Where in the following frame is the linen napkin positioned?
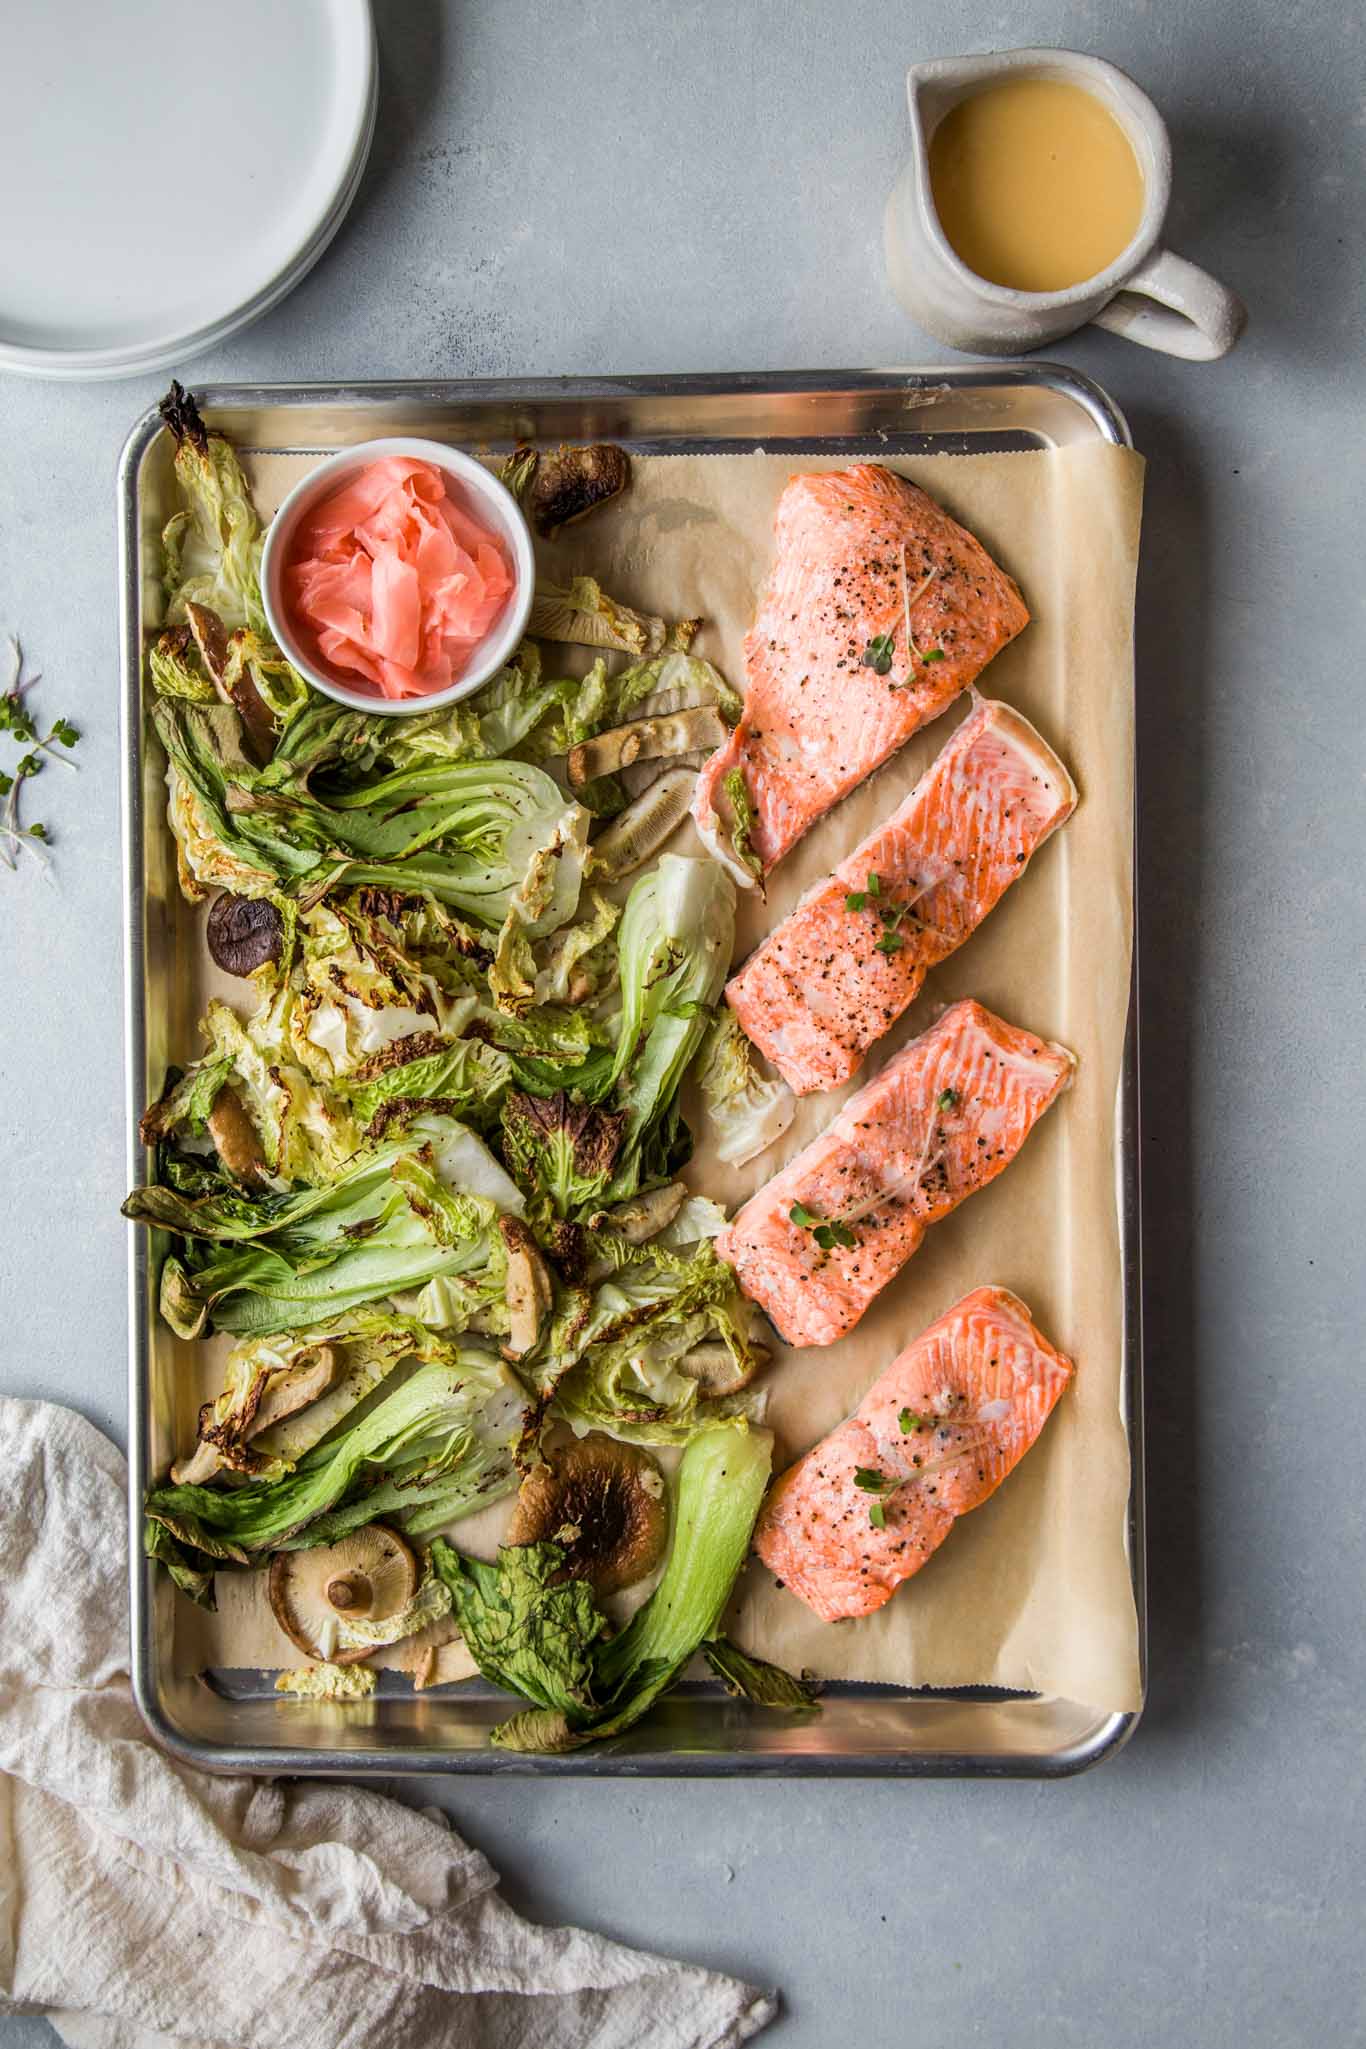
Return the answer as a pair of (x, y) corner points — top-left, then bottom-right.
(0, 1397), (776, 2049)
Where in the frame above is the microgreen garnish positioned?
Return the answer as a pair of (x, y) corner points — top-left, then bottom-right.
(789, 1202), (857, 1252)
(887, 549), (944, 687)
(853, 1467), (899, 1494)
(868, 1501), (887, 1530)
(852, 867), (926, 955)
(862, 632), (895, 675)
(898, 1408), (928, 1434)
(0, 637), (79, 871)
(937, 1089), (959, 1112)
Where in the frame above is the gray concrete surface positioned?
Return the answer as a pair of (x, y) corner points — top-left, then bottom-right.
(1, 0), (1362, 2041)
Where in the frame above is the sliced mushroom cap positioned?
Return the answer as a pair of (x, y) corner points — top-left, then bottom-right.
(207, 1085), (267, 1182)
(499, 1215), (554, 1360)
(508, 1435), (668, 1596)
(528, 443), (631, 539)
(567, 705), (727, 789)
(206, 891), (285, 976)
(254, 1344), (338, 1433)
(268, 1524), (418, 1666)
(590, 769), (696, 879)
(171, 1344), (339, 1488)
(185, 600), (231, 685)
(186, 601), (275, 763)
(676, 1340), (770, 1398)
(589, 1181), (689, 1244)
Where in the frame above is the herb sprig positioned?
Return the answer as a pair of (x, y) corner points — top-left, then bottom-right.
(844, 867), (925, 955)
(888, 547), (946, 690)
(861, 632), (896, 676)
(854, 1464), (901, 1529)
(0, 638), (79, 870)
(789, 1200), (857, 1252)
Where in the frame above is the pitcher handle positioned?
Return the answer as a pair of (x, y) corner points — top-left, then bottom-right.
(1092, 248), (1246, 361)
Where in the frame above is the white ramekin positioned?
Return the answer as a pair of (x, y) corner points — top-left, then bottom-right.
(260, 436), (535, 716)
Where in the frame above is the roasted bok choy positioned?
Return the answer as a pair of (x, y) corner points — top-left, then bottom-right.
(145, 1350), (526, 1607)
(432, 1423), (818, 1752)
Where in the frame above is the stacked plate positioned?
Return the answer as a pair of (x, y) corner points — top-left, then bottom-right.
(0, 0), (376, 381)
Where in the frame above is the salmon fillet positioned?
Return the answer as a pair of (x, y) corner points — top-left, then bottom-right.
(715, 999), (1075, 1348)
(693, 465), (1029, 881)
(726, 696), (1076, 1093)
(754, 1286), (1073, 1622)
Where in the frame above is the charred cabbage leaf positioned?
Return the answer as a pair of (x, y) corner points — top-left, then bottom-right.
(703, 1639), (822, 1711)
(429, 1540), (606, 1714)
(159, 382), (269, 639)
(153, 386), (310, 737)
(174, 1309), (464, 1486)
(722, 767), (763, 884)
(528, 576), (698, 659)
(500, 1089), (626, 1223)
(545, 1232), (765, 1445)
(265, 642), (578, 778)
(696, 1008), (796, 1167)
(139, 993), (360, 1187)
(348, 1035), (512, 1137)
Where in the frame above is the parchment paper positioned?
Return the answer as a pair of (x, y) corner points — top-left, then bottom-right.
(175, 443), (1144, 1713)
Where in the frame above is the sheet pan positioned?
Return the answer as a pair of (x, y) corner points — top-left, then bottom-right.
(122, 367), (1144, 1775)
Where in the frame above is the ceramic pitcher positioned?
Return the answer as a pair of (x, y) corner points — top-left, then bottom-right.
(885, 48), (1246, 361)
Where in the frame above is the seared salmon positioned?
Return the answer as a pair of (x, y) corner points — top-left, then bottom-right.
(726, 696), (1076, 1093)
(754, 1285), (1073, 1622)
(715, 999), (1075, 1348)
(693, 465), (1029, 881)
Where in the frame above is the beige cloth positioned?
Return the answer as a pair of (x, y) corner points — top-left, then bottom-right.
(0, 1398), (776, 2049)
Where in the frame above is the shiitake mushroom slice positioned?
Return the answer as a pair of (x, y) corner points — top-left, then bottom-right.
(207, 892), (284, 976)
(676, 1340), (770, 1398)
(507, 1435), (668, 1596)
(528, 444), (631, 539)
(185, 601), (276, 764)
(587, 1181), (689, 1244)
(207, 1086), (267, 1182)
(499, 1215), (555, 1360)
(589, 769), (696, 879)
(268, 1524), (418, 1666)
(566, 705), (727, 789)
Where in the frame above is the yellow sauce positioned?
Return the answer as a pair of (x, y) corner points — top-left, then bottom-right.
(929, 77), (1145, 293)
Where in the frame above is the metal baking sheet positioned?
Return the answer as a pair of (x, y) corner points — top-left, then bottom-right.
(121, 367), (1144, 1776)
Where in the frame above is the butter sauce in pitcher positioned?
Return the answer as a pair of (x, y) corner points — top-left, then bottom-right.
(928, 76), (1145, 293)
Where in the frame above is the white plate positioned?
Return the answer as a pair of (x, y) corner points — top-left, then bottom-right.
(0, 0), (375, 381)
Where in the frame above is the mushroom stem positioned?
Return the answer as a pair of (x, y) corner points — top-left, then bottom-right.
(326, 1573), (370, 1614)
